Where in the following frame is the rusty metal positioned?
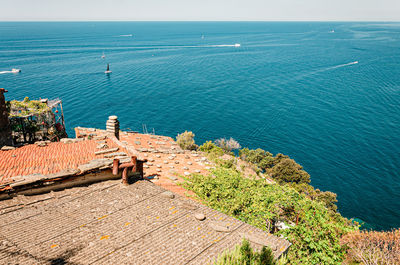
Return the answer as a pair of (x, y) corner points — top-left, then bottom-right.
(136, 159), (147, 179)
(112, 158), (120, 175)
(121, 167), (129, 185)
(119, 162), (134, 169)
(131, 156), (137, 173)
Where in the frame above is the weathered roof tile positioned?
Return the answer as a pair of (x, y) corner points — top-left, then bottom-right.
(0, 138), (122, 186)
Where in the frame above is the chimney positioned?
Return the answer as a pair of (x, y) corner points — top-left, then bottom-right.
(0, 88), (12, 147)
(106, 115), (119, 139)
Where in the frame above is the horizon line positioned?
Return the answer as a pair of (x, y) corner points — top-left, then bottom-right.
(1, 20), (400, 23)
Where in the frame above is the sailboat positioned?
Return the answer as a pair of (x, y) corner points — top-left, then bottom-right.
(101, 52), (106, 59)
(105, 64), (112, 74)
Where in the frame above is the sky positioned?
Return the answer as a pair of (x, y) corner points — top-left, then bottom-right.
(0, 0), (399, 21)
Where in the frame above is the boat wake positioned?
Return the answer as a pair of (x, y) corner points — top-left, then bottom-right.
(307, 61), (359, 75)
(281, 61), (360, 85)
(119, 34), (133, 37)
(330, 61), (359, 69)
(207, 44), (241, 47)
(0, 69), (21, 74)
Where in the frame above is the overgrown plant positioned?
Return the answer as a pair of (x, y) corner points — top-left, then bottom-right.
(269, 158), (310, 184)
(182, 165), (355, 264)
(8, 98), (49, 117)
(239, 147), (338, 212)
(199, 140), (225, 161)
(176, 130), (197, 150)
(239, 148), (276, 169)
(214, 239), (276, 265)
(341, 229), (400, 265)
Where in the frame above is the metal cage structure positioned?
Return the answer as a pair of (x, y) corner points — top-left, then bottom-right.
(8, 98), (67, 144)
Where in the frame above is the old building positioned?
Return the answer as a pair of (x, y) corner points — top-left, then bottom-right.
(0, 117), (291, 264)
(0, 88), (12, 147)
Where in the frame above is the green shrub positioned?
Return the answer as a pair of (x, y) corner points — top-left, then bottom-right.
(239, 148), (274, 169)
(220, 158), (235, 169)
(214, 239), (276, 265)
(269, 158), (310, 184)
(182, 165), (355, 265)
(176, 131), (197, 150)
(290, 183), (338, 212)
(199, 140), (217, 152)
(239, 148), (338, 212)
(198, 140), (224, 161)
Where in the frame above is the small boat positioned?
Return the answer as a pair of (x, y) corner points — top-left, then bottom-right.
(105, 64), (112, 74)
(11, 68), (21, 73)
(330, 30), (335, 33)
(234, 43), (241, 47)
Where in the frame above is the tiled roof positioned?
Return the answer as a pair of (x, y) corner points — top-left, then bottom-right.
(0, 127), (292, 263)
(75, 128), (209, 198)
(0, 138), (120, 186)
(0, 179), (291, 264)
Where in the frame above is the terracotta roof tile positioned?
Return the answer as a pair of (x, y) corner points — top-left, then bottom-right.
(0, 138), (121, 186)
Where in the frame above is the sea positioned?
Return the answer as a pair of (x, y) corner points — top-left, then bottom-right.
(0, 22), (399, 231)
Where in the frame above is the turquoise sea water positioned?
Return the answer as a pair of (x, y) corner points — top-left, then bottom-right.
(0, 22), (399, 230)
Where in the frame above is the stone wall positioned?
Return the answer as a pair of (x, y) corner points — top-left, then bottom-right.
(0, 88), (12, 147)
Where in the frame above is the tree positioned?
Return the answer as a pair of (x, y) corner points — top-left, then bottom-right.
(239, 148), (275, 170)
(270, 158), (310, 184)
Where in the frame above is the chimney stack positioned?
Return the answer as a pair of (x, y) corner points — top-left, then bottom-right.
(0, 88), (12, 147)
(106, 115), (119, 139)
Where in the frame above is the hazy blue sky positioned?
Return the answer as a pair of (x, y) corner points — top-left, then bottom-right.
(0, 0), (399, 21)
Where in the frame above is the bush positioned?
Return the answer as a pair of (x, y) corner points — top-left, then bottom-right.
(220, 158), (235, 169)
(341, 229), (400, 265)
(199, 140), (217, 152)
(215, 137), (241, 152)
(269, 158), (310, 184)
(182, 165), (355, 264)
(291, 184), (338, 212)
(214, 239), (276, 265)
(239, 148), (338, 211)
(176, 131), (197, 150)
(239, 148), (275, 169)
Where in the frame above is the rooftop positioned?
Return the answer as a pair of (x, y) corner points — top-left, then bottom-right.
(0, 121), (291, 263)
(0, 137), (120, 187)
(0, 179), (290, 264)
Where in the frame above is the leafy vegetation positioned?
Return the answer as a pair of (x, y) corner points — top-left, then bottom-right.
(8, 98), (49, 117)
(199, 141), (224, 157)
(239, 148), (276, 169)
(182, 163), (355, 264)
(341, 229), (400, 264)
(269, 158), (310, 184)
(214, 239), (276, 265)
(176, 130), (197, 150)
(239, 147), (338, 212)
